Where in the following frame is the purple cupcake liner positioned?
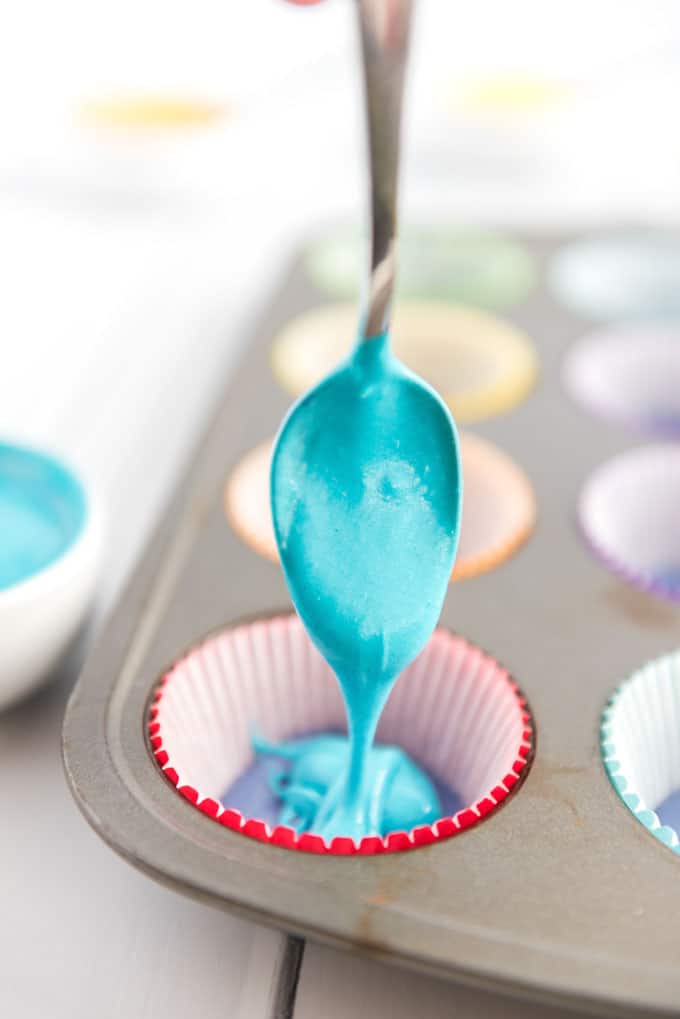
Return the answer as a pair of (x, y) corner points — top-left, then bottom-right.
(564, 325), (680, 437)
(578, 444), (680, 604)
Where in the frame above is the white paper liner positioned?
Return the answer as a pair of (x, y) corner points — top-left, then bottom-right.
(224, 433), (536, 581)
(550, 234), (680, 321)
(149, 614), (533, 855)
(564, 326), (680, 435)
(579, 444), (680, 603)
(601, 650), (680, 854)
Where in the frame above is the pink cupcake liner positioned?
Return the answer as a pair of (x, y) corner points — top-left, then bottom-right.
(579, 444), (680, 604)
(148, 613), (534, 855)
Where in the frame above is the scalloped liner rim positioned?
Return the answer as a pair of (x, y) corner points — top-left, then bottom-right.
(147, 624), (535, 856)
(600, 666), (680, 855)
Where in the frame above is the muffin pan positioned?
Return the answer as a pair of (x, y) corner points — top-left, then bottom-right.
(64, 229), (680, 1017)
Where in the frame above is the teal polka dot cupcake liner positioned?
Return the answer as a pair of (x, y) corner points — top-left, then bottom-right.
(601, 651), (680, 854)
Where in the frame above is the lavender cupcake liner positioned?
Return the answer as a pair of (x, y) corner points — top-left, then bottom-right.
(578, 444), (680, 604)
(564, 325), (680, 436)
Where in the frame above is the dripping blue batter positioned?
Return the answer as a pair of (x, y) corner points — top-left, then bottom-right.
(265, 331), (461, 842)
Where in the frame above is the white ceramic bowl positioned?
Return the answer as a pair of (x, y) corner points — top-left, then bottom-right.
(0, 442), (101, 710)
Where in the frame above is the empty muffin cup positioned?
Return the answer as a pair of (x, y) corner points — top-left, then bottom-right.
(224, 433), (536, 580)
(271, 302), (538, 423)
(579, 444), (680, 603)
(601, 650), (680, 854)
(305, 228), (536, 310)
(148, 614), (533, 855)
(564, 325), (680, 435)
(550, 234), (680, 321)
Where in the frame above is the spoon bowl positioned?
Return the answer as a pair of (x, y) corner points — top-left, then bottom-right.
(272, 333), (461, 689)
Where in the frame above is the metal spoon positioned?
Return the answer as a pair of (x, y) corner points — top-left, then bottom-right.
(271, 0), (462, 842)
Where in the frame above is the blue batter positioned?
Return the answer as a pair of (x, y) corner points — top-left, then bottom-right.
(0, 443), (86, 590)
(268, 331), (461, 842)
(252, 733), (442, 838)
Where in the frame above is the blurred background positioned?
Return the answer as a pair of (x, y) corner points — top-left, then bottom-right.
(3, 0), (680, 1015)
(3, 0), (680, 602)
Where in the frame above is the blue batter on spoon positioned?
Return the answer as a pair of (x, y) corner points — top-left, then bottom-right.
(265, 0), (461, 844)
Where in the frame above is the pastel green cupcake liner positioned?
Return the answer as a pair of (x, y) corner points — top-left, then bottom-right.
(304, 227), (537, 310)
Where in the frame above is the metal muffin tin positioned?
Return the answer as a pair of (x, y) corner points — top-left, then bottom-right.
(63, 231), (680, 1017)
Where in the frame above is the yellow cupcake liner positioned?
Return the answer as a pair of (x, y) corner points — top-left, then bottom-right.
(81, 96), (228, 131)
(225, 433), (535, 582)
(270, 302), (537, 424)
(451, 74), (571, 118)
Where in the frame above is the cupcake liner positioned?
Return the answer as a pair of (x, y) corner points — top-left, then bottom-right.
(149, 614), (533, 855)
(550, 234), (680, 321)
(564, 326), (680, 436)
(451, 75), (571, 118)
(224, 441), (278, 563)
(579, 444), (680, 604)
(304, 228), (536, 310)
(453, 433), (536, 580)
(224, 433), (536, 581)
(81, 96), (229, 131)
(270, 302), (538, 423)
(601, 650), (680, 854)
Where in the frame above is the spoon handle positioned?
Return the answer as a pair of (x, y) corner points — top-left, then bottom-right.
(358, 0), (413, 341)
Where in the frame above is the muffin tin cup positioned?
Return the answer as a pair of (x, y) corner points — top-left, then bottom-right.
(225, 433), (536, 582)
(601, 650), (680, 854)
(148, 614), (533, 856)
(563, 326), (680, 436)
(579, 444), (680, 604)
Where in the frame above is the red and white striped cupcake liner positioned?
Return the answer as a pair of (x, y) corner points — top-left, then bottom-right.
(148, 613), (533, 855)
